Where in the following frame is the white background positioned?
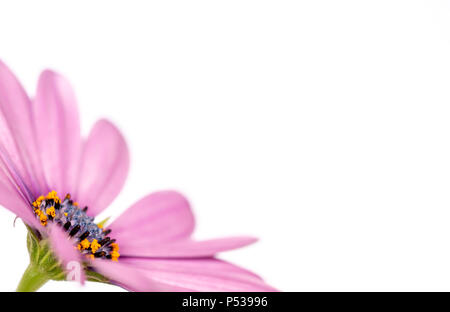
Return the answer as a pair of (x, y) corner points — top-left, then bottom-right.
(0, 0), (450, 291)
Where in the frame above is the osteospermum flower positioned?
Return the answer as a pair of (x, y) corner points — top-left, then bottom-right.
(0, 60), (275, 292)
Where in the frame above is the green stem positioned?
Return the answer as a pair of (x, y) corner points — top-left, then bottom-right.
(16, 264), (49, 292)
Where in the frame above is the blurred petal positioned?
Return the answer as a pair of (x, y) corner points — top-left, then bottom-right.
(0, 60), (47, 197)
(93, 258), (276, 292)
(109, 191), (195, 245)
(34, 70), (81, 195)
(119, 236), (258, 258)
(75, 120), (129, 217)
(47, 224), (85, 284)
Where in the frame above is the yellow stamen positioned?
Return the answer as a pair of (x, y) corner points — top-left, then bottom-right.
(110, 251), (120, 261)
(80, 239), (91, 250)
(33, 190), (120, 261)
(39, 214), (47, 226)
(32, 195), (45, 208)
(90, 239), (101, 253)
(46, 190), (60, 204)
(46, 207), (56, 218)
(110, 243), (119, 252)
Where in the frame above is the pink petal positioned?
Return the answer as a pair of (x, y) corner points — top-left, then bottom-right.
(92, 258), (277, 292)
(109, 191), (195, 245)
(125, 258), (264, 282)
(109, 191), (255, 258)
(0, 117), (33, 203)
(119, 236), (258, 258)
(34, 70), (81, 196)
(0, 66), (39, 226)
(0, 170), (39, 228)
(47, 224), (85, 284)
(90, 260), (157, 292)
(0, 60), (47, 198)
(74, 120), (129, 217)
(0, 143), (34, 203)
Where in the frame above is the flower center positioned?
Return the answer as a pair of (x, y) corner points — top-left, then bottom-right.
(32, 191), (120, 261)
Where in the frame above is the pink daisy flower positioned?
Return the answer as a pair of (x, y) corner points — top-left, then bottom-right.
(0, 60), (275, 292)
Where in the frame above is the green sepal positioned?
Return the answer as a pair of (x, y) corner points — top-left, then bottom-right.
(16, 226), (110, 291)
(25, 226), (66, 281)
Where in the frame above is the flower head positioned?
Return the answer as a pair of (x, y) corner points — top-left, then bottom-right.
(0, 60), (276, 292)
